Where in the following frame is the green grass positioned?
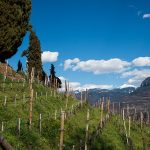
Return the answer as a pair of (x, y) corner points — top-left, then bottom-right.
(0, 80), (150, 150)
(90, 115), (150, 150)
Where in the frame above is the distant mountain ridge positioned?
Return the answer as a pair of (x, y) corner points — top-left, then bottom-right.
(75, 87), (136, 104)
(121, 77), (150, 111)
(141, 77), (150, 87)
(75, 77), (150, 111)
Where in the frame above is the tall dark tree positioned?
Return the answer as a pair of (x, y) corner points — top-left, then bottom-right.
(0, 0), (31, 62)
(50, 64), (56, 78)
(42, 70), (46, 82)
(17, 60), (23, 72)
(22, 29), (42, 80)
(49, 64), (62, 88)
(56, 77), (62, 88)
(49, 64), (56, 88)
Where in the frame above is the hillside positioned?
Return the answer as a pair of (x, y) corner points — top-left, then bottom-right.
(0, 63), (24, 81)
(0, 72), (102, 149)
(121, 77), (150, 111)
(0, 69), (150, 149)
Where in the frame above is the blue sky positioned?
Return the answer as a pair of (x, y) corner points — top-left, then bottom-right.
(8, 0), (150, 90)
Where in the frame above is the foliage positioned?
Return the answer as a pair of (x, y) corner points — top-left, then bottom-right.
(22, 29), (43, 80)
(49, 64), (62, 88)
(0, 0), (31, 62)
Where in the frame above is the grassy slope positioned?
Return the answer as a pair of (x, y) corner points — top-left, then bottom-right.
(0, 75), (78, 149)
(0, 73), (150, 150)
(91, 115), (150, 150)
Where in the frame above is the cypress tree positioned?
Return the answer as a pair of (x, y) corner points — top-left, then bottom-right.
(17, 60), (23, 72)
(49, 64), (62, 88)
(42, 70), (46, 82)
(49, 64), (55, 88)
(22, 29), (42, 80)
(0, 0), (31, 62)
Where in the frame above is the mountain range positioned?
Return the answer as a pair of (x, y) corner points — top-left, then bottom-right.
(75, 77), (150, 111)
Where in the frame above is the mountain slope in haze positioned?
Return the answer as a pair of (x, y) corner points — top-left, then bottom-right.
(122, 77), (150, 111)
(75, 77), (150, 111)
(75, 87), (136, 104)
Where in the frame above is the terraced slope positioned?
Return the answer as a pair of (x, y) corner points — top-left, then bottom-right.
(0, 73), (150, 150)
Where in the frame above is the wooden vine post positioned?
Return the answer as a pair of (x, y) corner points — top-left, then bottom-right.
(140, 112), (143, 129)
(122, 108), (128, 144)
(84, 89), (88, 102)
(127, 104), (129, 117)
(128, 116), (131, 137)
(39, 114), (42, 134)
(81, 90), (83, 107)
(112, 102), (115, 114)
(4, 96), (7, 107)
(65, 81), (69, 109)
(107, 97), (110, 114)
(67, 81), (70, 96)
(29, 68), (34, 130)
(99, 98), (101, 109)
(118, 102), (121, 114)
(4, 61), (8, 82)
(59, 111), (65, 150)
(100, 98), (104, 128)
(122, 108), (125, 121)
(85, 109), (90, 150)
(1, 122), (4, 132)
(65, 80), (67, 97)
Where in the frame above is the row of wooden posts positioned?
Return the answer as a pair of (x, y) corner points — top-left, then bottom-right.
(1, 100), (87, 150)
(1, 98), (148, 149)
(1, 65), (149, 149)
(1, 96), (149, 149)
(93, 98), (150, 146)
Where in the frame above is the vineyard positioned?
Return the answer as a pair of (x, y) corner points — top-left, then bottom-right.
(0, 70), (150, 150)
(0, 0), (150, 149)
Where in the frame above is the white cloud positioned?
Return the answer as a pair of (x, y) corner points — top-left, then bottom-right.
(64, 58), (80, 70)
(64, 58), (130, 74)
(59, 76), (66, 81)
(143, 14), (150, 19)
(58, 76), (112, 91)
(132, 57), (150, 66)
(63, 57), (150, 88)
(121, 69), (150, 86)
(80, 84), (113, 90)
(58, 76), (81, 91)
(42, 51), (59, 63)
(120, 84), (136, 89)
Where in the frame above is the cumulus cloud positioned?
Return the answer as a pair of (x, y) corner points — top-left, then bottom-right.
(64, 58), (80, 70)
(59, 76), (66, 81)
(132, 57), (150, 66)
(58, 76), (113, 91)
(42, 51), (59, 63)
(63, 57), (150, 88)
(58, 76), (81, 91)
(64, 58), (130, 74)
(143, 14), (150, 19)
(121, 69), (150, 86)
(80, 84), (113, 90)
(120, 84), (136, 89)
